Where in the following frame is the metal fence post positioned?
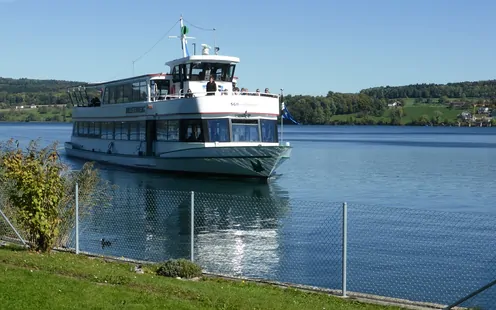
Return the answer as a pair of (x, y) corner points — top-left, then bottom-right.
(190, 191), (194, 262)
(0, 209), (27, 247)
(342, 202), (348, 297)
(444, 278), (496, 309)
(75, 182), (79, 254)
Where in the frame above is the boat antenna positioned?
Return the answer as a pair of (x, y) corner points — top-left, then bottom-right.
(168, 15), (195, 58)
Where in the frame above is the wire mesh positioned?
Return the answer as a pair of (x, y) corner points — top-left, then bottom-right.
(346, 203), (496, 309)
(192, 192), (343, 289)
(73, 187), (191, 262)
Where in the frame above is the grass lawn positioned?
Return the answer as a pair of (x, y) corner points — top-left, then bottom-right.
(0, 245), (403, 310)
(0, 108), (71, 122)
(400, 105), (464, 123)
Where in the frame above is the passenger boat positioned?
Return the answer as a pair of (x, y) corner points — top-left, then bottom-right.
(64, 16), (292, 179)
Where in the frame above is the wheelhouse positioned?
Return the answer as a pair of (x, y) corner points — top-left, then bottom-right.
(165, 54), (239, 97)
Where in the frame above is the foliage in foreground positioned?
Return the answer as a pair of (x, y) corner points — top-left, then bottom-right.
(156, 259), (203, 279)
(0, 139), (112, 252)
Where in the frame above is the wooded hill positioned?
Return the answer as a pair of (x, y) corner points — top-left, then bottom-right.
(1, 76), (495, 125)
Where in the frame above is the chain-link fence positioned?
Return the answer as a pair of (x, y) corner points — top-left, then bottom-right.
(1, 185), (496, 309)
(345, 204), (496, 309)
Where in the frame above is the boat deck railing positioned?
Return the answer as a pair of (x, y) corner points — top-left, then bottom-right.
(72, 91), (279, 108)
(157, 90), (279, 101)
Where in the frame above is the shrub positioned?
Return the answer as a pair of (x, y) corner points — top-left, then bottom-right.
(156, 259), (202, 279)
(0, 138), (112, 252)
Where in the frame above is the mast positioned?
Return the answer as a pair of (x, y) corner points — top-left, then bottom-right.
(169, 15), (195, 58)
(280, 89), (284, 143)
(179, 16), (187, 57)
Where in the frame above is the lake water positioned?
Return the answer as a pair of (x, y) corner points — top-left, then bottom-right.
(1, 123), (496, 308)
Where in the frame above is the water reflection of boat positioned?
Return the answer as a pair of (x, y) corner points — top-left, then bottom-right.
(76, 167), (290, 274)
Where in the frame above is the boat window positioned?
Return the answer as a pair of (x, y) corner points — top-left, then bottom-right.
(114, 122), (122, 140)
(260, 119), (278, 142)
(78, 122), (87, 136)
(123, 84), (133, 103)
(94, 122), (101, 137)
(103, 88), (109, 104)
(114, 122), (124, 140)
(88, 122), (95, 136)
(190, 62), (206, 81)
(139, 121), (146, 141)
(156, 121), (167, 141)
(87, 122), (100, 138)
(222, 64), (235, 82)
(116, 86), (125, 103)
(180, 119), (205, 142)
(129, 121), (145, 141)
(122, 122), (130, 140)
(108, 88), (115, 104)
(168, 120), (179, 141)
(132, 82), (141, 102)
(139, 81), (147, 101)
(154, 80), (169, 100)
(72, 122), (78, 136)
(104, 80), (148, 105)
(231, 119), (260, 142)
(207, 119), (229, 142)
(101, 122), (113, 139)
(129, 122), (138, 140)
(183, 64), (191, 80)
(172, 66), (181, 83)
(156, 120), (180, 141)
(189, 63), (236, 82)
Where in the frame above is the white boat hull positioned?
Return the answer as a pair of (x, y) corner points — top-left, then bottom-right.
(65, 143), (291, 179)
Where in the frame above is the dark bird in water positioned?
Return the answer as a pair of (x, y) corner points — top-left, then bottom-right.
(100, 238), (111, 249)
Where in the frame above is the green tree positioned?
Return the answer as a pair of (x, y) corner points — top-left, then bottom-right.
(439, 96), (449, 104)
(432, 110), (444, 125)
(390, 107), (404, 125)
(416, 114), (431, 126)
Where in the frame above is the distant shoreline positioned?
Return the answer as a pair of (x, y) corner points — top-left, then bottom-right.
(0, 121), (70, 124)
(0, 120), (493, 128)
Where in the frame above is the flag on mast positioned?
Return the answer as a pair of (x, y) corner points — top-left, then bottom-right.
(279, 92), (299, 124)
(280, 103), (299, 125)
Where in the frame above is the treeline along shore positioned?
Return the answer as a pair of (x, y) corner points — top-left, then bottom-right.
(0, 76), (495, 126)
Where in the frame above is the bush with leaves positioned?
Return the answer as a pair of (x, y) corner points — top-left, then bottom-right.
(0, 138), (113, 252)
(156, 259), (203, 279)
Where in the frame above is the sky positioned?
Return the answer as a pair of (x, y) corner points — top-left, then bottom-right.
(1, 0), (496, 95)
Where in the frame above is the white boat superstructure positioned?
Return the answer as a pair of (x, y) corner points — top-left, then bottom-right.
(64, 16), (291, 179)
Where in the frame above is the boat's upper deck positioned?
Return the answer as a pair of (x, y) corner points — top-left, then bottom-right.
(67, 15), (281, 121)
